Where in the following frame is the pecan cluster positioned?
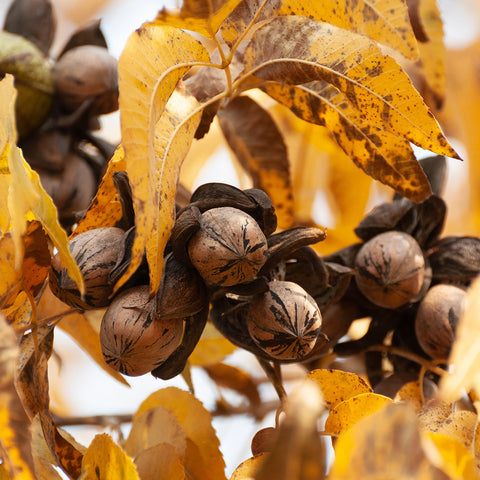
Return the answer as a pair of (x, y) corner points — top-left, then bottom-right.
(1, 0), (118, 231)
(328, 156), (476, 388)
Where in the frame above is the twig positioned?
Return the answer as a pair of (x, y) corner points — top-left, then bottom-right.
(52, 399), (281, 428)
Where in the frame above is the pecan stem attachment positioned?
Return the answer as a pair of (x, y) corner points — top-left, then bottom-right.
(256, 357), (287, 401)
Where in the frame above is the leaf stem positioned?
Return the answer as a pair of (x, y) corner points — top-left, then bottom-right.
(366, 345), (447, 378)
(256, 356), (287, 401)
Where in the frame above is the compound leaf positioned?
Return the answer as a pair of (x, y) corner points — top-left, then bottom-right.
(152, 0), (244, 39)
(241, 17), (458, 169)
(118, 26), (209, 294)
(222, 0), (418, 60)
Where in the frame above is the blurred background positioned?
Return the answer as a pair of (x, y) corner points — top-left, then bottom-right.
(2, 0), (480, 476)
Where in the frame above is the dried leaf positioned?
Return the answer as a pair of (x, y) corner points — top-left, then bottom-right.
(440, 275), (480, 401)
(134, 443), (184, 480)
(329, 402), (444, 480)
(72, 146), (126, 237)
(21, 221), (50, 298)
(0, 75), (83, 295)
(218, 95), (294, 228)
(253, 380), (326, 480)
(242, 17), (459, 166)
(306, 369), (372, 409)
(0, 234), (22, 310)
(81, 434), (139, 480)
(124, 406), (186, 460)
(263, 81), (430, 202)
(222, 0), (418, 60)
(152, 0), (244, 39)
(0, 314), (36, 480)
(135, 387), (227, 480)
(118, 25), (209, 294)
(324, 392), (392, 437)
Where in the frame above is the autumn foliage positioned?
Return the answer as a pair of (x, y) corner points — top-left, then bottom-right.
(2, 0), (480, 479)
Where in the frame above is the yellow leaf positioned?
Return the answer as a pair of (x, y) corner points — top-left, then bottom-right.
(81, 434), (139, 480)
(264, 81), (431, 202)
(324, 392), (392, 436)
(218, 95), (294, 228)
(0, 234), (22, 310)
(394, 380), (425, 412)
(306, 368), (372, 410)
(72, 145), (126, 237)
(242, 17), (459, 165)
(229, 454), (268, 480)
(152, 0), (244, 39)
(222, 0), (419, 60)
(135, 386), (227, 480)
(118, 25), (209, 294)
(417, 0), (446, 107)
(423, 432), (479, 480)
(440, 275), (480, 401)
(188, 322), (236, 367)
(422, 410), (478, 452)
(329, 402), (444, 480)
(133, 443), (184, 480)
(124, 406), (186, 459)
(0, 314), (36, 480)
(0, 75), (83, 294)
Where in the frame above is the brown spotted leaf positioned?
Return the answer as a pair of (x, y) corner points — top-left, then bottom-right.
(0, 314), (36, 480)
(263, 81), (431, 201)
(241, 17), (459, 168)
(21, 221), (50, 299)
(222, 0), (418, 60)
(218, 95), (294, 227)
(0, 75), (83, 295)
(307, 369), (372, 410)
(72, 146), (126, 237)
(329, 402), (446, 480)
(118, 25), (209, 294)
(152, 0), (243, 39)
(81, 434), (139, 480)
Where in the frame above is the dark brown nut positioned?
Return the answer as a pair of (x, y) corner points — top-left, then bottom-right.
(156, 253), (207, 319)
(414, 284), (465, 359)
(100, 285), (183, 376)
(355, 231), (425, 309)
(246, 280), (322, 361)
(187, 206), (268, 286)
(251, 427), (277, 456)
(53, 45), (118, 115)
(0, 30), (54, 137)
(37, 152), (97, 227)
(49, 226), (125, 309)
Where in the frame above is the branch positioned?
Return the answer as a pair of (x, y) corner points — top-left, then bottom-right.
(52, 400), (281, 428)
